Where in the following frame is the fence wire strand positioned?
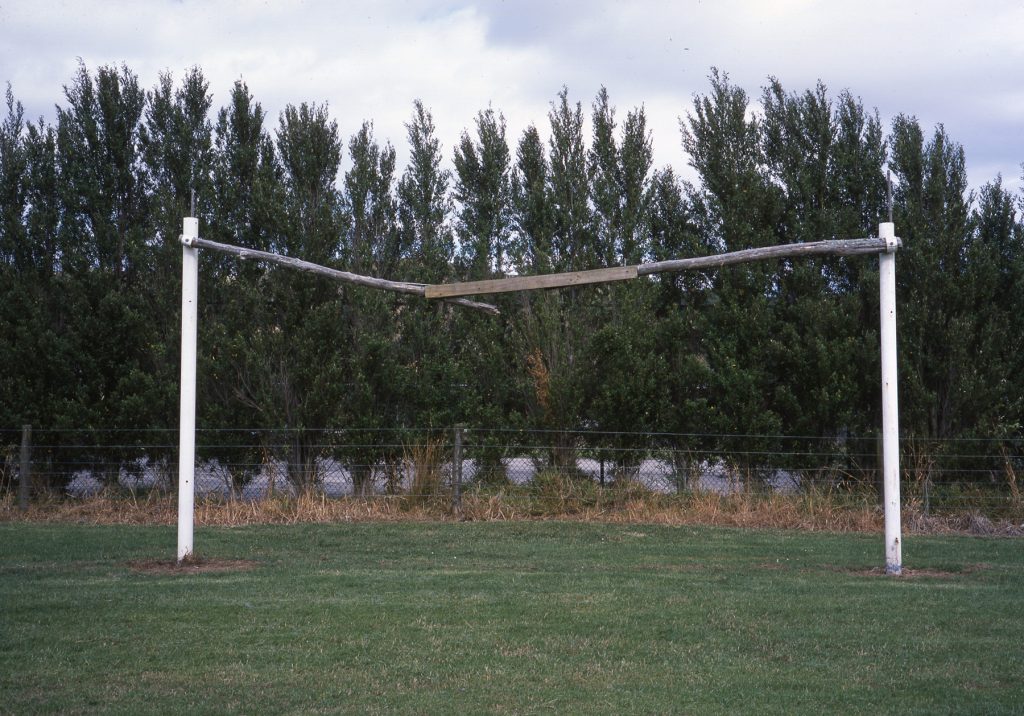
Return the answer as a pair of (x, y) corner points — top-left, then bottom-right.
(1, 427), (1021, 516)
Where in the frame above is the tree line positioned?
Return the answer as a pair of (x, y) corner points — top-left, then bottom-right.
(1, 63), (1022, 486)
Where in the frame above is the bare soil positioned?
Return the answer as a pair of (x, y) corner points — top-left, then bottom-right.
(841, 563), (989, 579)
(128, 557), (260, 575)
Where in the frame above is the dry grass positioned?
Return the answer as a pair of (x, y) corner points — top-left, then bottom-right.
(1003, 445), (1021, 512)
(403, 437), (446, 509)
(3, 486), (1020, 535)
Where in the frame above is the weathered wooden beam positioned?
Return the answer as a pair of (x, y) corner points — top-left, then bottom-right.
(185, 236), (500, 315)
(637, 238), (891, 275)
(421, 238), (893, 299)
(424, 265), (638, 299)
(188, 234), (894, 312)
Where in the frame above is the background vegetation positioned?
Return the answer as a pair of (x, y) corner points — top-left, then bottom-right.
(1, 64), (1022, 488)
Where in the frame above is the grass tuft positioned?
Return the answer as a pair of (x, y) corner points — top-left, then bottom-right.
(403, 437), (447, 510)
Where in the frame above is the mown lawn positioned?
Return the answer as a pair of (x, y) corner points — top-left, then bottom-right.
(1, 522), (1021, 714)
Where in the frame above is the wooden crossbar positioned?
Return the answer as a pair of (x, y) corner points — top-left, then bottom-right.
(423, 238), (892, 299)
(636, 238), (890, 275)
(188, 234), (893, 308)
(185, 236), (501, 314)
(424, 265), (638, 299)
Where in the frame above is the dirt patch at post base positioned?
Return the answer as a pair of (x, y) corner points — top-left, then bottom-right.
(128, 558), (260, 575)
(841, 564), (988, 579)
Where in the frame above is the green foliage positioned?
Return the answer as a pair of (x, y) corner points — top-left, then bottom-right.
(891, 118), (983, 440)
(399, 99), (453, 283)
(0, 84), (27, 269)
(1, 64), (1022, 489)
(453, 107), (512, 278)
(681, 70), (785, 453)
(344, 120), (401, 275)
(203, 79), (280, 455)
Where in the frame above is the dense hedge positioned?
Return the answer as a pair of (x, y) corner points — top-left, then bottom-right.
(1, 65), (1021, 478)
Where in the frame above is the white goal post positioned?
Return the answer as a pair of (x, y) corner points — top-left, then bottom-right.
(879, 221), (902, 574)
(176, 217), (903, 574)
(177, 216), (198, 562)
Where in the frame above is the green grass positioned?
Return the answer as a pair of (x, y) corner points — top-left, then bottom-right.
(1, 522), (1021, 714)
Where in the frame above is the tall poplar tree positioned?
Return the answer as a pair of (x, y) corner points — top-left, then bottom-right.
(511, 89), (601, 467)
(196, 81), (282, 487)
(451, 108), (522, 448)
(646, 166), (718, 473)
(509, 125), (554, 274)
(398, 100), (453, 283)
(0, 84), (26, 269)
(53, 63), (160, 436)
(962, 177), (1024, 437)
(0, 85), (32, 429)
(760, 79), (886, 443)
(581, 89), (661, 473)
(138, 68), (216, 444)
(890, 117), (973, 440)
(226, 102), (345, 489)
(453, 107), (512, 278)
(681, 70), (783, 455)
(0, 92), (64, 431)
(338, 121), (406, 493)
(396, 100), (460, 427)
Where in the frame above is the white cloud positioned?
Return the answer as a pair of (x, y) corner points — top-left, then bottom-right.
(2, 0), (1022, 190)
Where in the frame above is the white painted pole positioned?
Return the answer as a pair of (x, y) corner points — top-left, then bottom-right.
(879, 221), (902, 575)
(178, 216), (199, 563)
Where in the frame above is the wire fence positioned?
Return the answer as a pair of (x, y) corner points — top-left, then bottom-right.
(1, 427), (1022, 517)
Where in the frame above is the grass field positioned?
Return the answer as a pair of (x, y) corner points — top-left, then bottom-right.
(1, 522), (1021, 714)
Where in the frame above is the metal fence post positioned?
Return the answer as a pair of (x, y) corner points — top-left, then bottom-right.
(19, 424), (31, 511)
(452, 425), (464, 513)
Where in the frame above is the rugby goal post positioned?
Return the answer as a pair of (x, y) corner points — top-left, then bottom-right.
(177, 217), (198, 562)
(177, 217), (903, 574)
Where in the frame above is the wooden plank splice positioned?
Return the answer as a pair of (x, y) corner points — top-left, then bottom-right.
(425, 265), (638, 299)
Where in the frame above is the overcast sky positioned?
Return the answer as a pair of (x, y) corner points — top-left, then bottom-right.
(3, 0), (1023, 194)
